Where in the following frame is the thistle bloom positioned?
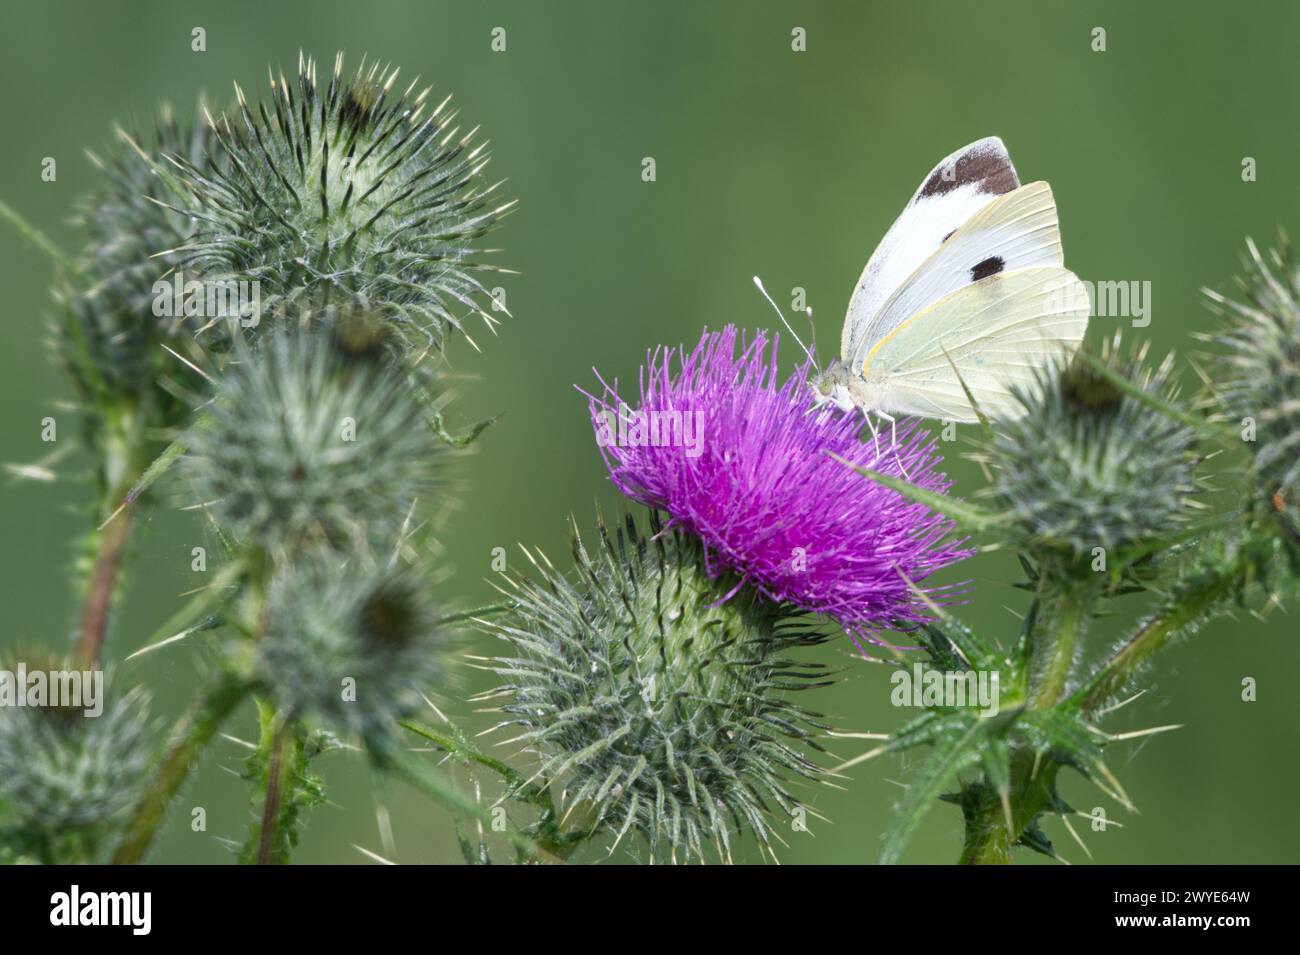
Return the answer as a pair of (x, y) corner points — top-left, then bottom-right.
(587, 326), (970, 636)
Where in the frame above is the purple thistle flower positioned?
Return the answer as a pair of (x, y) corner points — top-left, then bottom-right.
(586, 325), (972, 638)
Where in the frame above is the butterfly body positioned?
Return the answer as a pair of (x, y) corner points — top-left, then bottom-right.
(817, 137), (1090, 423)
(813, 359), (891, 415)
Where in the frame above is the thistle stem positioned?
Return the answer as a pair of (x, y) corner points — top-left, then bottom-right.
(76, 409), (147, 666)
(1026, 575), (1091, 708)
(400, 719), (596, 860)
(962, 570), (1094, 864)
(76, 509), (133, 666)
(1072, 550), (1247, 714)
(964, 545), (1250, 864)
(113, 676), (252, 863)
(256, 715), (291, 865)
(960, 754), (1060, 865)
(374, 741), (556, 863)
(961, 828), (1013, 865)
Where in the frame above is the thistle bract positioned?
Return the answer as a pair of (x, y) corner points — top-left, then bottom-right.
(162, 52), (513, 352)
(489, 511), (832, 863)
(980, 335), (1200, 563)
(259, 556), (444, 741)
(588, 326), (970, 636)
(182, 328), (446, 556)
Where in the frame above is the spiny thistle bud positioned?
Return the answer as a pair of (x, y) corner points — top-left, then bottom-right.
(181, 328), (447, 556)
(487, 511), (832, 863)
(258, 556), (444, 741)
(977, 335), (1200, 566)
(1206, 237), (1300, 540)
(52, 107), (214, 440)
(162, 52), (513, 352)
(0, 678), (153, 830)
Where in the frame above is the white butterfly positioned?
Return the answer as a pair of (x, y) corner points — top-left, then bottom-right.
(808, 136), (1090, 424)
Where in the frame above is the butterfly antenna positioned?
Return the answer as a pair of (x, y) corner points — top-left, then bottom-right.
(752, 276), (816, 366)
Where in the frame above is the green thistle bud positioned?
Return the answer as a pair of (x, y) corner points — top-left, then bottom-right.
(1207, 237), (1300, 540)
(977, 336), (1200, 567)
(0, 681), (153, 830)
(164, 52), (513, 352)
(487, 511), (831, 863)
(181, 328), (447, 556)
(52, 106), (214, 447)
(259, 556), (445, 741)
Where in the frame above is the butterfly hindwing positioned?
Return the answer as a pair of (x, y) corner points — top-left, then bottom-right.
(861, 266), (1091, 422)
(841, 137), (1021, 363)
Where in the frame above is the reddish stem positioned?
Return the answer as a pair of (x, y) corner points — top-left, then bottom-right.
(76, 511), (132, 666)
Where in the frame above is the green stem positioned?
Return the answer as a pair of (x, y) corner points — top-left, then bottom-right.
(961, 830), (1012, 865)
(76, 407), (148, 666)
(1071, 553), (1247, 714)
(962, 569), (1093, 864)
(387, 727), (582, 862)
(399, 719), (595, 859)
(1025, 574), (1091, 708)
(255, 707), (292, 865)
(377, 748), (559, 867)
(112, 676), (253, 863)
(963, 544), (1250, 864)
(960, 754), (1060, 865)
(76, 507), (133, 666)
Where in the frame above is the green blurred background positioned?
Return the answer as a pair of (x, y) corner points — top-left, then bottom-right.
(2, 0), (1298, 864)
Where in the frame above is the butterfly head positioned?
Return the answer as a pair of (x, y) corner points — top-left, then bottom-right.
(811, 361), (859, 413)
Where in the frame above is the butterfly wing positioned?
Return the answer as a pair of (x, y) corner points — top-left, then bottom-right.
(840, 136), (1021, 363)
(851, 181), (1066, 369)
(860, 266), (1091, 422)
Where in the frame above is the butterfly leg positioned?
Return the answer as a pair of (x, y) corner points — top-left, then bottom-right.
(874, 410), (912, 481)
(859, 406), (881, 456)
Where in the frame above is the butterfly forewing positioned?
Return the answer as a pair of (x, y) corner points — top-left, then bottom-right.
(841, 136), (1021, 363)
(853, 181), (1065, 370)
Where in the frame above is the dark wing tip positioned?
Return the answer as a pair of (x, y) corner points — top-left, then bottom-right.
(918, 137), (1020, 199)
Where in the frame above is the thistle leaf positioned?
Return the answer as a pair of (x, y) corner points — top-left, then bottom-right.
(830, 454), (1000, 532)
(880, 715), (983, 864)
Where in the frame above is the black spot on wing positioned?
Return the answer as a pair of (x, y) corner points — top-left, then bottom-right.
(919, 143), (1020, 199)
(970, 256), (1005, 281)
